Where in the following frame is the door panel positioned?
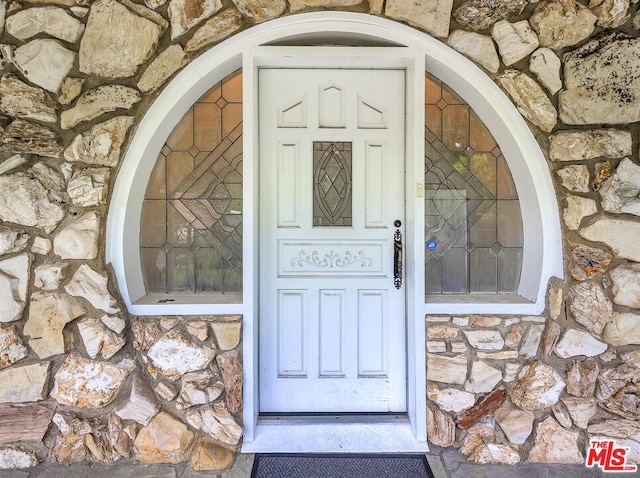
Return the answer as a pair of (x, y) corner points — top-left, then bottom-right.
(259, 69), (406, 413)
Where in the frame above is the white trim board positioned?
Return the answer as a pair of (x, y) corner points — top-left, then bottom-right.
(105, 12), (564, 452)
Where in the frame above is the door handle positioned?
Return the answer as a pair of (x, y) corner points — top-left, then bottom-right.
(394, 220), (402, 289)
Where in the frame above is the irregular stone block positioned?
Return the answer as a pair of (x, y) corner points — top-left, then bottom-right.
(561, 396), (596, 428)
(0, 74), (56, 123)
(34, 262), (68, 290)
(603, 312), (640, 346)
(232, 0), (285, 23)
(54, 211), (100, 260)
(458, 386), (506, 429)
(580, 217), (640, 262)
(427, 383), (475, 413)
(67, 167), (110, 207)
(427, 407), (455, 447)
(64, 116), (134, 167)
(385, 0), (453, 38)
(570, 243), (612, 281)
(6, 6), (84, 42)
(594, 161), (612, 191)
(611, 263), (640, 308)
(217, 349), (242, 413)
(80, 0), (165, 78)
(465, 360), (501, 393)
(530, 0), (596, 49)
(78, 317), (125, 360)
(51, 354), (129, 408)
(560, 34), (640, 125)
(459, 417), (497, 457)
(464, 330), (504, 350)
(453, 0), (527, 31)
(519, 324), (544, 359)
(427, 354), (467, 385)
(469, 443), (520, 465)
(496, 70), (556, 133)
(13, 39), (74, 93)
(24, 292), (86, 358)
(509, 361), (564, 410)
(549, 129), (632, 161)
(134, 412), (195, 464)
(494, 401), (534, 444)
(529, 48), (562, 95)
(557, 165), (589, 193)
(0, 325), (27, 369)
(504, 324), (522, 349)
(492, 20), (539, 66)
(186, 402), (242, 447)
(190, 438), (235, 471)
(563, 195), (596, 230)
(542, 321), (561, 357)
(0, 362), (50, 403)
(147, 330), (215, 380)
(555, 328), (608, 358)
(590, 0), (630, 28)
(0, 403), (55, 444)
(61, 87), (140, 130)
(31, 237), (51, 255)
(1, 120), (62, 158)
(569, 281), (612, 335)
(58, 77), (84, 106)
(566, 358), (598, 397)
(289, 0), (361, 13)
(527, 417), (583, 463)
(65, 264), (120, 314)
(137, 45), (187, 94)
(185, 9), (242, 52)
(211, 321), (241, 350)
(548, 287), (563, 321)
(115, 374), (160, 426)
(447, 30), (499, 73)
(600, 158), (640, 216)
(168, 0), (222, 39)
(0, 448), (38, 469)
(187, 321), (209, 342)
(176, 372), (223, 410)
(0, 228), (28, 256)
(588, 419), (640, 465)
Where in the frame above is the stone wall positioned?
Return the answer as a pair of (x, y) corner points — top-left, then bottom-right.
(0, 0), (638, 471)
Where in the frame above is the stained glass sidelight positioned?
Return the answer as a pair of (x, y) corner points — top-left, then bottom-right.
(140, 70), (243, 295)
(425, 73), (523, 294)
(313, 142), (353, 227)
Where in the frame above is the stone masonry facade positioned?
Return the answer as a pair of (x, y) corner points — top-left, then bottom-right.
(0, 0), (639, 472)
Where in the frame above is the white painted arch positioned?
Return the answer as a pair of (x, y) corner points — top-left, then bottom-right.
(106, 12), (563, 450)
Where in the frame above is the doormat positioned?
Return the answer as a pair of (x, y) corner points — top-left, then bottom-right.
(250, 454), (434, 478)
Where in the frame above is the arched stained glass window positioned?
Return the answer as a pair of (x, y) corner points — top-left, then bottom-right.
(140, 70), (243, 295)
(425, 73), (523, 295)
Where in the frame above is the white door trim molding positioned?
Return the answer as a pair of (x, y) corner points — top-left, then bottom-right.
(106, 11), (563, 451)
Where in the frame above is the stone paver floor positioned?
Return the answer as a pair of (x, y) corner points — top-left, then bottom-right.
(6, 449), (632, 478)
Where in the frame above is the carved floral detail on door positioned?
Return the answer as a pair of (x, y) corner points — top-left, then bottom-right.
(290, 250), (373, 268)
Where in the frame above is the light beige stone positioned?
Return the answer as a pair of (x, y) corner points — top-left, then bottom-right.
(211, 321), (241, 350)
(138, 45), (187, 94)
(54, 211), (100, 260)
(148, 330), (216, 380)
(580, 218), (640, 262)
(561, 396), (596, 428)
(496, 70), (556, 133)
(603, 312), (640, 346)
(0, 448), (38, 469)
(101, 315), (126, 334)
(369, 0), (384, 14)
(14, 39), (74, 93)
(154, 381), (178, 401)
(0, 74), (56, 123)
(495, 401), (534, 444)
(169, 0), (222, 39)
(503, 363), (521, 383)
(560, 35), (640, 125)
(31, 237), (52, 255)
(492, 20), (539, 66)
(563, 195), (596, 230)
(555, 328), (608, 358)
(529, 48), (562, 95)
(232, 0), (285, 22)
(132, 320), (162, 351)
(34, 263), (68, 290)
(530, 0), (596, 49)
(600, 158), (640, 215)
(186, 402), (242, 447)
(477, 351), (519, 360)
(0, 270), (24, 324)
(115, 374), (160, 426)
(427, 383), (475, 413)
(135, 412), (195, 464)
(459, 418), (497, 457)
(569, 281), (613, 335)
(385, 0), (453, 38)
(176, 372), (224, 409)
(217, 349), (242, 414)
(0, 362), (50, 403)
(519, 324), (544, 358)
(67, 167), (110, 207)
(289, 0), (361, 13)
(548, 287), (563, 321)
(504, 324), (523, 349)
(190, 439), (235, 471)
(1, 120), (62, 158)
(527, 417), (583, 463)
(77, 317), (125, 360)
(469, 443), (520, 465)
(453, 0), (527, 31)
(451, 342), (467, 353)
(557, 165), (589, 193)
(549, 129), (632, 161)
(566, 358), (598, 397)
(509, 361), (565, 410)
(611, 263), (640, 308)
(80, 0), (164, 78)
(588, 419), (640, 464)
(65, 264), (121, 314)
(61, 87), (140, 130)
(427, 407), (455, 447)
(552, 400), (572, 428)
(58, 77), (84, 106)
(452, 316), (469, 326)
(590, 0), (630, 28)
(24, 292), (86, 358)
(427, 354), (467, 385)
(0, 325), (27, 369)
(6, 6), (84, 42)
(185, 9), (242, 52)
(51, 354), (129, 408)
(427, 341), (446, 353)
(64, 116), (134, 167)
(427, 324), (459, 339)
(0, 229), (28, 256)
(463, 330), (504, 350)
(447, 30), (499, 73)
(465, 361), (502, 393)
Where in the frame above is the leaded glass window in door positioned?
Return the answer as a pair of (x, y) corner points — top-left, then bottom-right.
(140, 70), (243, 295)
(424, 73), (523, 294)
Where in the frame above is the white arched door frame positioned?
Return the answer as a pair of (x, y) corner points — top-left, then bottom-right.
(107, 12), (563, 451)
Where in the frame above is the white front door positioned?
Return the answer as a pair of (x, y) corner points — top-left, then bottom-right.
(259, 68), (406, 413)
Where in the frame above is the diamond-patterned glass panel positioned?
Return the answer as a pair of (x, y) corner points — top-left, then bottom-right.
(313, 142), (352, 227)
(140, 70), (243, 295)
(425, 73), (523, 294)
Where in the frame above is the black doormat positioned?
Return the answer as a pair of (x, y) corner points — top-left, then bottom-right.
(251, 454), (434, 478)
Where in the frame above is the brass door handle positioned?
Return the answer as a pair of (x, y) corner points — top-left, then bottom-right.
(394, 220), (402, 289)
